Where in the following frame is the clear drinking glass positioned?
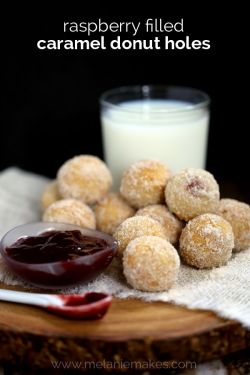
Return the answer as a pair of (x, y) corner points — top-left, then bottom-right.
(100, 85), (210, 189)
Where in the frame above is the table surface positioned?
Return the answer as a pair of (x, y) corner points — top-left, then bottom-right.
(0, 283), (249, 370)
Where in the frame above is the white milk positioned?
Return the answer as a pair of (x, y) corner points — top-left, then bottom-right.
(101, 99), (209, 189)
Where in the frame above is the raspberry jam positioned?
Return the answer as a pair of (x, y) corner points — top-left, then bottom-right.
(6, 230), (109, 264)
(0, 223), (117, 289)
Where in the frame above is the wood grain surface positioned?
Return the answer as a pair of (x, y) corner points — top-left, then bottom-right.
(0, 282), (249, 370)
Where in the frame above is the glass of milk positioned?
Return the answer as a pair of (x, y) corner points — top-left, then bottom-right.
(100, 85), (210, 189)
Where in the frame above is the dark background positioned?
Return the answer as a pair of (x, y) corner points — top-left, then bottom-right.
(3, 9), (249, 203)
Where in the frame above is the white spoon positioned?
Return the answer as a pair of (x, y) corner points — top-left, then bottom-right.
(0, 289), (112, 319)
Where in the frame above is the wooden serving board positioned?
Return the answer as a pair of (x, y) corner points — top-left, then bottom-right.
(0, 282), (249, 369)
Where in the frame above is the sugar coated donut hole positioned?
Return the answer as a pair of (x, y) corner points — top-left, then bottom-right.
(41, 180), (61, 211)
(113, 216), (167, 257)
(165, 168), (220, 221)
(179, 213), (234, 269)
(57, 155), (112, 205)
(95, 193), (135, 235)
(123, 235), (180, 292)
(43, 198), (96, 229)
(217, 198), (250, 251)
(120, 160), (171, 209)
(135, 204), (183, 244)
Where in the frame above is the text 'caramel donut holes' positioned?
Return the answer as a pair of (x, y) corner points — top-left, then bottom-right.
(123, 235), (180, 292)
(180, 214), (234, 269)
(165, 168), (220, 221)
(57, 155), (112, 206)
(120, 159), (171, 209)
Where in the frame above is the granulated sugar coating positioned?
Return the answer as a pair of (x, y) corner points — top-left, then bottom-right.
(43, 198), (96, 229)
(57, 155), (112, 205)
(120, 160), (171, 209)
(180, 213), (234, 269)
(135, 204), (183, 244)
(95, 193), (135, 235)
(165, 168), (220, 221)
(123, 235), (180, 292)
(217, 198), (250, 251)
(41, 180), (61, 211)
(113, 216), (167, 257)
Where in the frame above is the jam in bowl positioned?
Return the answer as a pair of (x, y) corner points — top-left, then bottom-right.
(0, 222), (117, 289)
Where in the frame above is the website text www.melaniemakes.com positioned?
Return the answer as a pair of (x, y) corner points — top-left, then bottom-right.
(51, 359), (197, 370)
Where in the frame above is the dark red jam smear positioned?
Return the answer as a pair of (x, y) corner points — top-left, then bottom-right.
(6, 230), (109, 264)
(186, 176), (205, 196)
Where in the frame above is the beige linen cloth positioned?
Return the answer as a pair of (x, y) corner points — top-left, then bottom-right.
(0, 167), (250, 329)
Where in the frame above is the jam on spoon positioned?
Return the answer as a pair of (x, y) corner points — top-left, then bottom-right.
(6, 230), (109, 264)
(0, 289), (112, 320)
